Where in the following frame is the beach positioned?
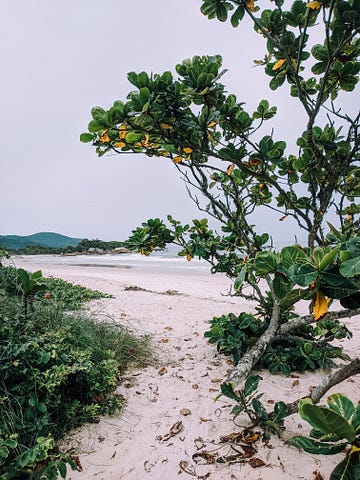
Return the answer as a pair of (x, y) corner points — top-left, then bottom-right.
(12, 254), (360, 480)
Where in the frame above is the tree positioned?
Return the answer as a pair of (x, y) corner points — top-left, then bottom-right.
(81, 0), (360, 413)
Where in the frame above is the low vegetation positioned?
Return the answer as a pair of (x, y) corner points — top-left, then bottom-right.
(0, 264), (151, 479)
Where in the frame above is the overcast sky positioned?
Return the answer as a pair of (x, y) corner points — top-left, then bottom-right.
(1, 1), (354, 242)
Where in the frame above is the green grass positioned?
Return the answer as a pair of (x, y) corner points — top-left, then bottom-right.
(0, 266), (151, 480)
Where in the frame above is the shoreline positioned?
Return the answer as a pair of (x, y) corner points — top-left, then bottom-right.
(10, 256), (360, 479)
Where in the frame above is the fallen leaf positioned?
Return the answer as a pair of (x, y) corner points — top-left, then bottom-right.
(292, 379), (300, 387)
(180, 408), (192, 416)
(111, 451), (117, 459)
(160, 338), (169, 343)
(194, 437), (205, 450)
(144, 460), (155, 472)
(157, 421), (184, 441)
(313, 470), (325, 480)
(244, 432), (260, 444)
(200, 417), (211, 422)
(192, 451), (216, 465)
(192, 384), (199, 390)
(267, 399), (275, 404)
(170, 421), (183, 435)
(179, 460), (197, 476)
(158, 367), (168, 376)
(211, 378), (222, 383)
(220, 432), (243, 443)
(198, 473), (211, 480)
(249, 457), (266, 468)
(164, 326), (173, 331)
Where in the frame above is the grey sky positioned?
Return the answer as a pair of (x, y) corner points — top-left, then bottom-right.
(1, 1), (354, 242)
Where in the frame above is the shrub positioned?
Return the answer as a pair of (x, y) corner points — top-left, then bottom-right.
(0, 266), (151, 479)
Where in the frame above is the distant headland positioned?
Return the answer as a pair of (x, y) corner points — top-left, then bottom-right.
(0, 232), (129, 255)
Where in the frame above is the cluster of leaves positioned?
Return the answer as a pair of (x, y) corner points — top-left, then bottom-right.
(220, 375), (288, 439)
(0, 266), (150, 479)
(201, 0), (360, 95)
(289, 393), (360, 480)
(205, 311), (351, 376)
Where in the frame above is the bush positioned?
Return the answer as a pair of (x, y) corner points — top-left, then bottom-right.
(0, 266), (151, 479)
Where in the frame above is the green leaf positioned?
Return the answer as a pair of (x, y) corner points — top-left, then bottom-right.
(299, 400), (356, 442)
(234, 264), (247, 290)
(319, 247), (340, 271)
(139, 87), (150, 104)
(244, 374), (261, 397)
(288, 436), (347, 455)
(320, 274), (358, 299)
(273, 401), (288, 423)
(279, 288), (309, 310)
(80, 133), (95, 143)
(351, 404), (360, 431)
(273, 272), (292, 299)
(125, 132), (144, 143)
(58, 460), (67, 479)
(340, 258), (360, 278)
(288, 263), (318, 287)
(254, 251), (278, 275)
(0, 446), (9, 459)
(231, 5), (245, 27)
(328, 394), (355, 422)
(280, 246), (308, 269)
(220, 382), (241, 402)
(330, 451), (360, 480)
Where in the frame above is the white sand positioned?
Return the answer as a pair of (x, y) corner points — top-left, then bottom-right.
(13, 256), (360, 480)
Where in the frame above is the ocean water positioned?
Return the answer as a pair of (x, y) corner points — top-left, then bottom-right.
(15, 245), (210, 272)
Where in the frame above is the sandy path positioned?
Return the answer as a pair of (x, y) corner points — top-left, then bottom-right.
(13, 257), (360, 480)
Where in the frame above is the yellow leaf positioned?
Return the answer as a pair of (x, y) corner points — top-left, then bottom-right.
(306, 1), (321, 10)
(207, 121), (217, 128)
(279, 215), (287, 222)
(118, 124), (127, 139)
(143, 133), (150, 146)
(173, 156), (182, 164)
(272, 58), (286, 71)
(99, 130), (110, 143)
(313, 291), (329, 321)
(246, 0), (256, 11)
(227, 164), (234, 176)
(159, 150), (169, 156)
(186, 253), (191, 262)
(160, 123), (174, 131)
(183, 147), (193, 154)
(114, 141), (126, 148)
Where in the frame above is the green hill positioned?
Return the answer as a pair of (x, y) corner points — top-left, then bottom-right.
(0, 232), (83, 250)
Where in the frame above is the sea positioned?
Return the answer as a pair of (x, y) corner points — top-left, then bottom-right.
(14, 240), (297, 273)
(15, 244), (210, 273)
